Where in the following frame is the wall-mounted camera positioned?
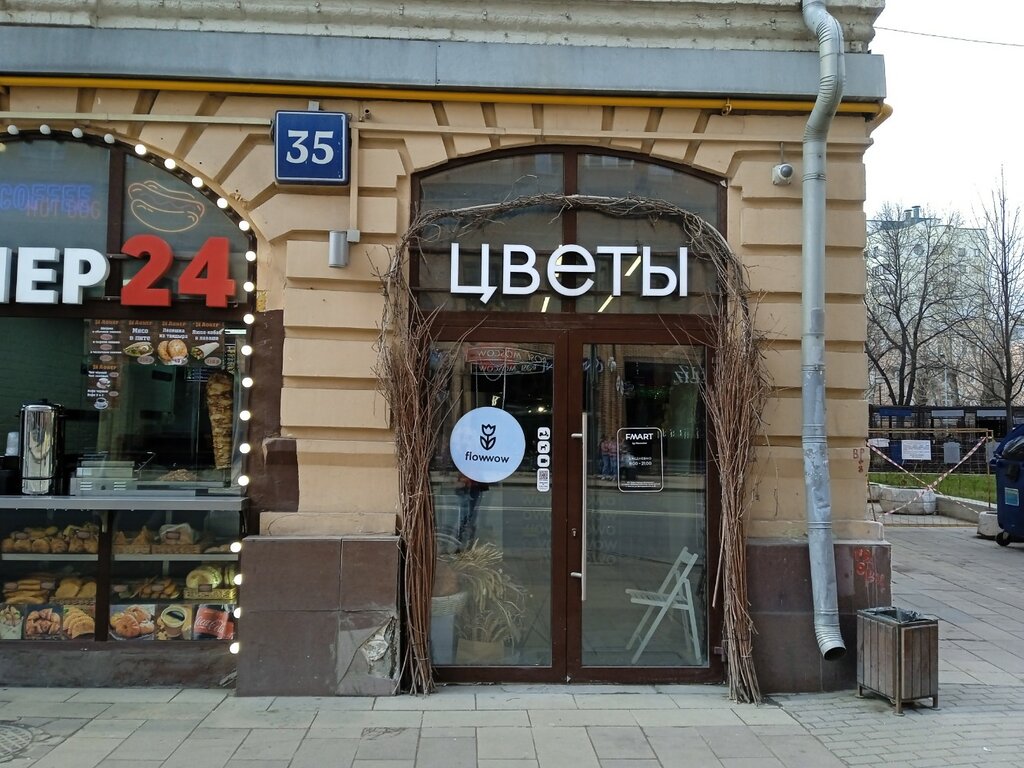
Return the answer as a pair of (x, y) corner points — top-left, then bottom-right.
(772, 163), (795, 186)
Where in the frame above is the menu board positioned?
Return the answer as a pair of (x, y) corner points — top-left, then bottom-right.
(85, 361), (120, 411)
(87, 320), (226, 408)
(116, 321), (225, 368)
(88, 320), (123, 361)
(86, 320), (125, 410)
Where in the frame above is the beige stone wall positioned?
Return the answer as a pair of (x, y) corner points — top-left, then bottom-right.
(5, 0), (883, 52)
(1, 85), (878, 540)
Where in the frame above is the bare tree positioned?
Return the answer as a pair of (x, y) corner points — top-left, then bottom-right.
(865, 204), (968, 406)
(954, 171), (1024, 433)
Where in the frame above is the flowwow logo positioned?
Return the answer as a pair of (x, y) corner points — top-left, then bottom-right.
(451, 407), (525, 483)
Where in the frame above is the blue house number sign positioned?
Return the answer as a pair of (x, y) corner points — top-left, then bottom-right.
(273, 111), (350, 185)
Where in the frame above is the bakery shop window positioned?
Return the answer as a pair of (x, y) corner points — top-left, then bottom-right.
(0, 132), (254, 495)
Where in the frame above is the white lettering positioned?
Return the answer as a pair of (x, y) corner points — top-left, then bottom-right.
(447, 242), (689, 302)
(547, 244), (595, 297)
(626, 431), (657, 440)
(597, 245), (636, 296)
(62, 248), (110, 304)
(502, 244), (540, 295)
(16, 247), (59, 304)
(678, 247), (688, 297)
(641, 247), (678, 297)
(0, 248), (11, 303)
(449, 243), (496, 304)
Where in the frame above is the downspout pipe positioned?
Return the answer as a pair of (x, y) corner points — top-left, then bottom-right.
(801, 0), (847, 660)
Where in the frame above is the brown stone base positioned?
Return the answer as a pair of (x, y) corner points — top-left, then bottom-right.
(236, 535), (401, 696)
(747, 539), (891, 693)
(0, 643), (235, 687)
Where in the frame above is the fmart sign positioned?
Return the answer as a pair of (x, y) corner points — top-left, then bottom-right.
(450, 243), (690, 304)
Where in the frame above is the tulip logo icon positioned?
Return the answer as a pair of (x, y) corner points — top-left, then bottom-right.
(480, 424), (496, 451)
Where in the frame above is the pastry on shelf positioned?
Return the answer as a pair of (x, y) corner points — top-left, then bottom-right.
(24, 607), (62, 638)
(49, 537), (68, 554)
(158, 523), (194, 545)
(63, 606), (94, 639)
(54, 578), (81, 599)
(30, 538), (50, 554)
(132, 527), (154, 545)
(185, 565), (222, 590)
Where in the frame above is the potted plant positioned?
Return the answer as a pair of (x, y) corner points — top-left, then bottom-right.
(436, 539), (527, 664)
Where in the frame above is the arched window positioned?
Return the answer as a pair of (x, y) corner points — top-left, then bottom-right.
(414, 148), (724, 314)
(0, 134), (253, 483)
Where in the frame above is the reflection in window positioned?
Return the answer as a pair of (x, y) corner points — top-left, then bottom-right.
(0, 141), (110, 250)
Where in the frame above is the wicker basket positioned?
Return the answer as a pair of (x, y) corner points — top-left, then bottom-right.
(151, 542), (203, 554)
(184, 587), (237, 602)
(113, 544), (151, 554)
(431, 591), (468, 617)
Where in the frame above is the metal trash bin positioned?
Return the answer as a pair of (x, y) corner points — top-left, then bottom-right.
(991, 424), (1024, 546)
(857, 607), (938, 715)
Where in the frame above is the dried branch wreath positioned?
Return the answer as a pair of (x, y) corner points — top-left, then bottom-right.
(375, 193), (769, 702)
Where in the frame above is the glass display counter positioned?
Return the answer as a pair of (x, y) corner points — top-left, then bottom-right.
(0, 496), (243, 643)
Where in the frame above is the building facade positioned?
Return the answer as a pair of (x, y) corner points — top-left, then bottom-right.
(0, 0), (889, 693)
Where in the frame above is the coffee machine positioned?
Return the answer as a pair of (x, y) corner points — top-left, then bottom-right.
(20, 401), (65, 495)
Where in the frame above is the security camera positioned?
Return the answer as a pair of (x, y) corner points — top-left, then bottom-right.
(772, 163), (795, 186)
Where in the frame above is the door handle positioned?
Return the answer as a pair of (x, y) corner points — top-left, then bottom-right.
(571, 413), (587, 601)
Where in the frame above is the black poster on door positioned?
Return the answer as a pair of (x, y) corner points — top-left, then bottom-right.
(617, 427), (664, 492)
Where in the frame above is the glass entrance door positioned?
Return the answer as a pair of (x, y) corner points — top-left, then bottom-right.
(566, 336), (713, 680)
(429, 332), (718, 683)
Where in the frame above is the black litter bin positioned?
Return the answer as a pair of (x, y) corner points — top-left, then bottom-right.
(857, 607), (938, 715)
(990, 424), (1024, 546)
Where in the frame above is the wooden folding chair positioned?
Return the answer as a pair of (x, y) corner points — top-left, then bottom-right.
(625, 546), (701, 664)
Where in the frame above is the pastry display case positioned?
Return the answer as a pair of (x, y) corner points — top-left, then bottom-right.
(0, 510), (102, 641)
(110, 508), (239, 642)
(0, 497), (243, 644)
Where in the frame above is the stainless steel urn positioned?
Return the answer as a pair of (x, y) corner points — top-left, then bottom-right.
(20, 401), (64, 495)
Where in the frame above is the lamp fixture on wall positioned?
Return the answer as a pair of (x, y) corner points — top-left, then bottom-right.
(328, 229), (361, 268)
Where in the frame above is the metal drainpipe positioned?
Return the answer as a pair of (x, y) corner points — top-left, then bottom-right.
(801, 0), (847, 660)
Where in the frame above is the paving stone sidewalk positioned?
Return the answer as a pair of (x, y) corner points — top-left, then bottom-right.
(0, 684), (836, 768)
(0, 527), (1020, 768)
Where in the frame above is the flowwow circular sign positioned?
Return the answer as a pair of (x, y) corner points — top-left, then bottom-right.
(450, 406), (526, 484)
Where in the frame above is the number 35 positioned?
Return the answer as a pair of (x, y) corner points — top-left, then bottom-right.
(285, 130), (335, 165)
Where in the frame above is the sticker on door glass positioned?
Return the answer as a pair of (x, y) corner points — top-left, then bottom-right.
(536, 426), (551, 492)
(450, 407), (526, 484)
(617, 427), (664, 493)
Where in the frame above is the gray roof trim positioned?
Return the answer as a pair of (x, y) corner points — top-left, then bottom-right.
(0, 26), (886, 101)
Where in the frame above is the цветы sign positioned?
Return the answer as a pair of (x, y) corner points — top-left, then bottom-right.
(450, 243), (689, 303)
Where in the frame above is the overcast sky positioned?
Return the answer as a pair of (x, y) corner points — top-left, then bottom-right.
(864, 0), (1023, 221)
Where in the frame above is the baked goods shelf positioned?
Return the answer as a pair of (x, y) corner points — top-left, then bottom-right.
(2, 554), (98, 562)
(112, 554), (238, 562)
